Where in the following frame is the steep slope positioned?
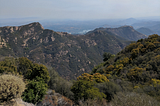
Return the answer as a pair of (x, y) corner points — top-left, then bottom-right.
(89, 26), (147, 41)
(91, 34), (160, 101)
(0, 22), (131, 79)
(92, 34), (160, 85)
(0, 22), (44, 56)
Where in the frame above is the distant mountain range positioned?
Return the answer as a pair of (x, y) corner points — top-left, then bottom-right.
(0, 22), (147, 79)
(88, 26), (147, 41)
(132, 21), (160, 35)
(136, 27), (155, 36)
(1, 17), (160, 35)
(41, 19), (160, 35)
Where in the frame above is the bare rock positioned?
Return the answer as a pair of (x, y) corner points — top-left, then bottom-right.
(0, 99), (35, 106)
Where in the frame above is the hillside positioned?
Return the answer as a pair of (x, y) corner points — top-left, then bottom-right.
(132, 21), (160, 35)
(1, 35), (160, 106)
(91, 34), (160, 101)
(136, 27), (155, 36)
(0, 22), (142, 79)
(149, 23), (160, 35)
(88, 26), (147, 41)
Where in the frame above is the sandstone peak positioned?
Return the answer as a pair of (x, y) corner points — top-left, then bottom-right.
(25, 22), (44, 30)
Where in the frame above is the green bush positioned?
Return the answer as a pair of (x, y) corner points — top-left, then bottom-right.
(95, 81), (120, 101)
(71, 80), (106, 104)
(0, 57), (18, 74)
(22, 77), (48, 104)
(103, 52), (113, 61)
(0, 57), (50, 104)
(47, 66), (74, 100)
(18, 57), (50, 83)
(0, 74), (25, 103)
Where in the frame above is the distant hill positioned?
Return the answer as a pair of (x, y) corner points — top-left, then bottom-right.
(0, 22), (146, 79)
(115, 18), (140, 25)
(87, 26), (147, 41)
(136, 27), (155, 36)
(148, 23), (160, 35)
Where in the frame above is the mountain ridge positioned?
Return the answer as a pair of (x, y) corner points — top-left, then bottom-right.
(87, 25), (147, 41)
(136, 27), (155, 35)
(0, 22), (146, 79)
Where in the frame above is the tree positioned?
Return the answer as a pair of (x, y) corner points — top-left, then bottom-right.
(0, 57), (17, 74)
(127, 67), (145, 83)
(0, 57), (50, 104)
(93, 73), (109, 83)
(77, 73), (109, 83)
(96, 81), (120, 101)
(103, 52), (113, 61)
(71, 80), (106, 103)
(72, 73), (108, 103)
(17, 57), (50, 104)
(30, 63), (50, 83)
(18, 57), (50, 83)
(131, 48), (139, 58)
(22, 77), (48, 105)
(18, 57), (33, 77)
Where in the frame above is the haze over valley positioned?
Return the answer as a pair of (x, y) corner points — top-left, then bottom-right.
(1, 17), (160, 35)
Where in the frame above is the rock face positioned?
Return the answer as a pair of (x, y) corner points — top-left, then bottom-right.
(15, 99), (35, 106)
(0, 90), (74, 106)
(37, 90), (74, 106)
(0, 22), (133, 79)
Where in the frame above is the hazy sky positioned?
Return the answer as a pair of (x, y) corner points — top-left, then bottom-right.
(0, 0), (160, 20)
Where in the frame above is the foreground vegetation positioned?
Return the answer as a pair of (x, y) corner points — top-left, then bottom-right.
(0, 57), (50, 105)
(1, 34), (160, 105)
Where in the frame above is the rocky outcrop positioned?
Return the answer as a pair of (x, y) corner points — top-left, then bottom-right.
(0, 99), (35, 106)
(0, 36), (7, 48)
(0, 90), (74, 106)
(37, 90), (74, 106)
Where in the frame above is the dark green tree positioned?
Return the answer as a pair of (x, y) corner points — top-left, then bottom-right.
(30, 63), (50, 83)
(95, 81), (120, 101)
(18, 57), (50, 83)
(0, 57), (50, 104)
(18, 57), (33, 77)
(22, 77), (48, 105)
(71, 80), (106, 104)
(103, 52), (113, 61)
(0, 57), (17, 74)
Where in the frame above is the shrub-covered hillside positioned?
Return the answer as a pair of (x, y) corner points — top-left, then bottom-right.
(0, 57), (50, 105)
(1, 34), (160, 106)
(0, 57), (75, 105)
(92, 34), (160, 101)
